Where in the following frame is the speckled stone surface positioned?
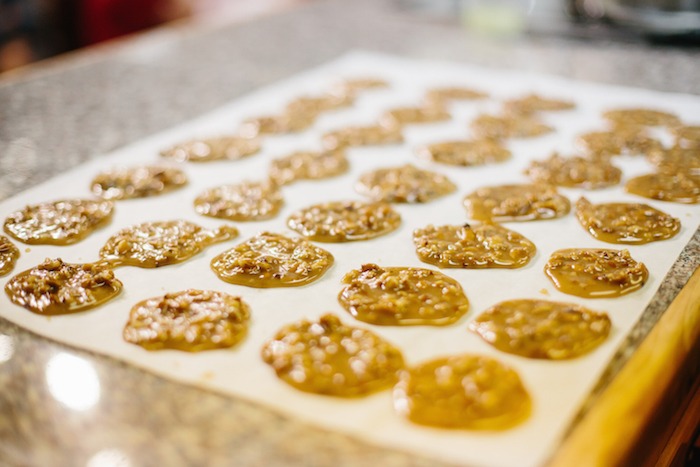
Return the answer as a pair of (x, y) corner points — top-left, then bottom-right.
(0, 0), (699, 465)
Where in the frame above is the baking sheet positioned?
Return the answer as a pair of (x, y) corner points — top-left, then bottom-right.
(1, 51), (699, 467)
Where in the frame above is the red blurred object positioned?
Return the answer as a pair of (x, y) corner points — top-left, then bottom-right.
(80, 0), (188, 45)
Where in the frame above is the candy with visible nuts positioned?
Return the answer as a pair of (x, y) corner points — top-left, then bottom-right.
(575, 197), (680, 244)
(194, 180), (284, 221)
(211, 232), (333, 288)
(464, 184), (570, 222)
(161, 136), (260, 162)
(469, 299), (611, 359)
(322, 124), (403, 150)
(338, 263), (469, 326)
(413, 223), (536, 269)
(4, 199), (114, 245)
(91, 166), (188, 200)
(417, 139), (511, 167)
(545, 248), (648, 298)
(471, 114), (553, 139)
(504, 94), (575, 115)
(287, 200), (400, 243)
(5, 258), (122, 315)
(393, 354), (531, 429)
(602, 108), (680, 128)
(647, 146), (700, 175)
(269, 150), (349, 186)
(0, 236), (20, 277)
(524, 153), (621, 189)
(356, 164), (456, 204)
(100, 220), (238, 268)
(123, 289), (250, 352)
(261, 313), (405, 397)
(625, 173), (700, 204)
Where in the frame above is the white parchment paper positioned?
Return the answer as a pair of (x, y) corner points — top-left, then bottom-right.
(1, 52), (699, 467)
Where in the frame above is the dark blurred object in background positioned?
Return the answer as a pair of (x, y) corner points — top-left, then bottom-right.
(80, 0), (191, 45)
(0, 0), (191, 73)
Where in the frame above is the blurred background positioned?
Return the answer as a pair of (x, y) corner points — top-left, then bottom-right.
(0, 0), (699, 74)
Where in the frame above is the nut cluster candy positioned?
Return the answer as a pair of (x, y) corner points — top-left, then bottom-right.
(261, 313), (405, 397)
(338, 263), (469, 326)
(469, 299), (611, 359)
(4, 199), (114, 245)
(211, 232), (334, 288)
(287, 200), (401, 242)
(413, 223), (536, 269)
(545, 248), (648, 298)
(124, 289), (250, 352)
(5, 258), (122, 315)
(393, 355), (531, 429)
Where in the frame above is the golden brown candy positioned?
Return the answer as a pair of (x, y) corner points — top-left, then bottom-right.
(417, 139), (511, 167)
(338, 263), (469, 326)
(602, 108), (681, 128)
(524, 153), (621, 189)
(269, 150), (349, 186)
(91, 166), (188, 200)
(194, 180), (284, 221)
(393, 354), (531, 429)
(0, 236), (20, 277)
(4, 199), (114, 246)
(356, 164), (456, 204)
(577, 125), (662, 159)
(381, 105), (451, 127)
(334, 78), (389, 96)
(413, 223), (536, 269)
(160, 136), (260, 162)
(100, 220), (238, 268)
(424, 86), (488, 106)
(577, 131), (623, 158)
(504, 94), (575, 115)
(464, 184), (570, 222)
(674, 125), (700, 148)
(471, 114), (553, 139)
(647, 146), (700, 175)
(469, 299), (611, 360)
(285, 93), (354, 118)
(575, 197), (680, 245)
(545, 248), (648, 299)
(625, 173), (700, 204)
(239, 113), (315, 138)
(287, 200), (400, 243)
(123, 289), (250, 352)
(5, 258), (122, 315)
(261, 313), (405, 397)
(322, 124), (403, 150)
(211, 232), (333, 288)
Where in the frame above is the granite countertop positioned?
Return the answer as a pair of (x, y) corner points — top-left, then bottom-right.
(0, 0), (699, 465)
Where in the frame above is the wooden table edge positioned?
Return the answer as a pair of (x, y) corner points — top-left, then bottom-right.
(548, 265), (700, 467)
